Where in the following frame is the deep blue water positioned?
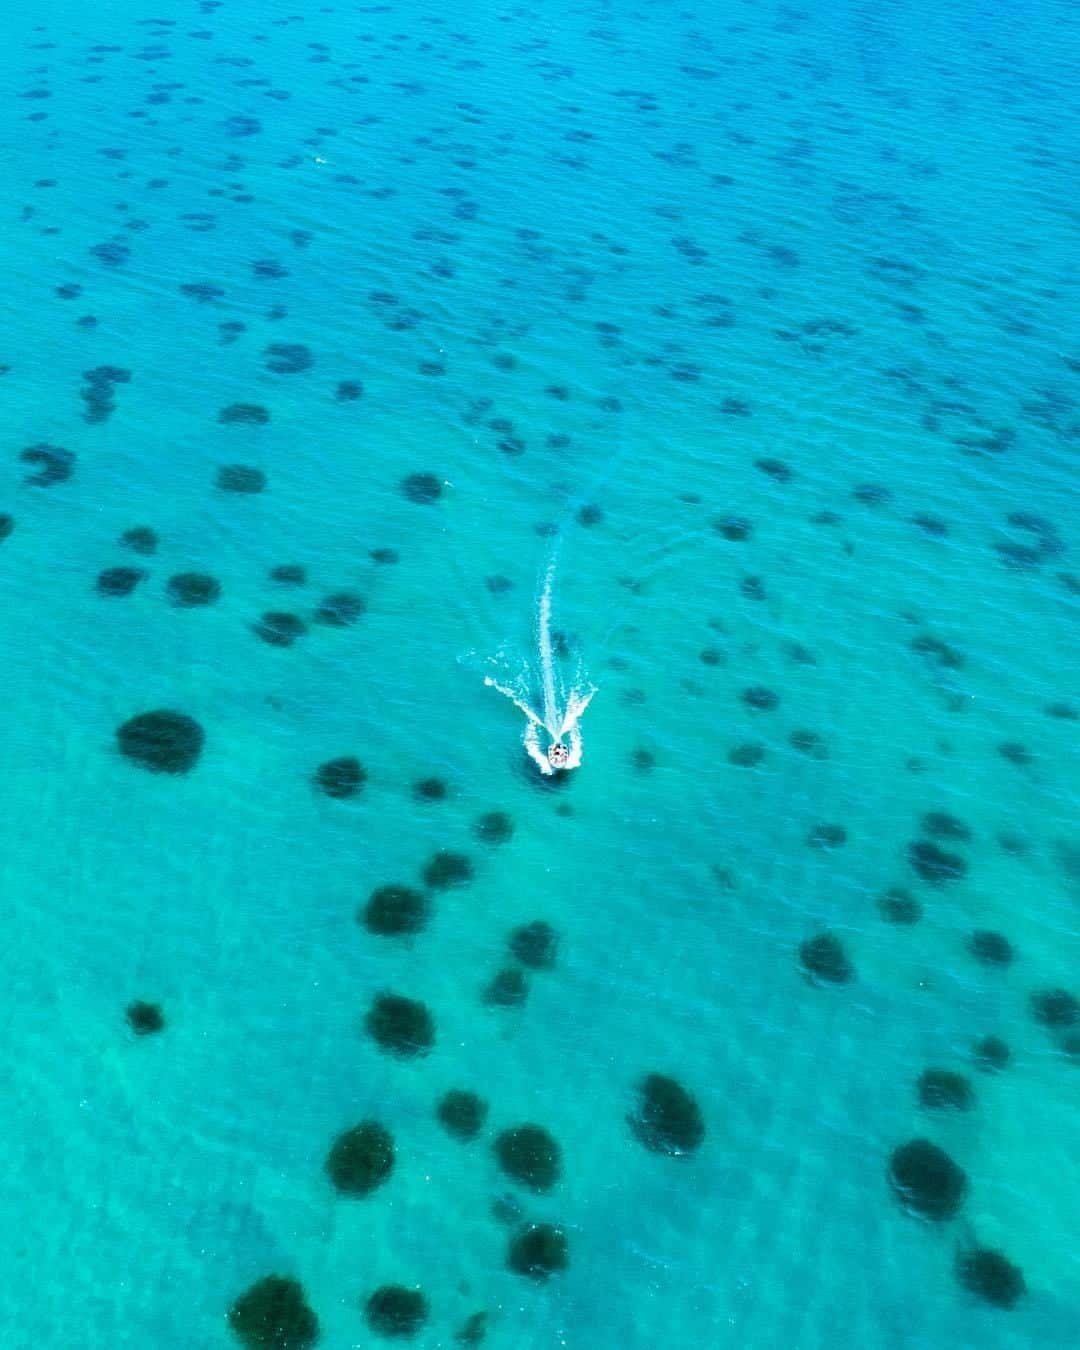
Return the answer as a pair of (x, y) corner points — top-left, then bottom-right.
(1, 1), (1078, 1346)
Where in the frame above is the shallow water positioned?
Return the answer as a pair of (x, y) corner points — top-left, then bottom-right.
(1, 0), (1078, 1345)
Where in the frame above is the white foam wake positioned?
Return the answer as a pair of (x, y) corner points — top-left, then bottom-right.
(483, 554), (596, 772)
(538, 555), (559, 736)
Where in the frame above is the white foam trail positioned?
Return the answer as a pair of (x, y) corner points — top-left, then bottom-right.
(537, 556), (559, 737)
(483, 676), (543, 727)
(557, 685), (596, 738)
(484, 553), (597, 772)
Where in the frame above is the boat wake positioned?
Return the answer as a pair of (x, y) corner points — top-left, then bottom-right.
(484, 555), (596, 774)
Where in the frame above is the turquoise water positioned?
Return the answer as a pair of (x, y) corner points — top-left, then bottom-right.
(1, 0), (1078, 1345)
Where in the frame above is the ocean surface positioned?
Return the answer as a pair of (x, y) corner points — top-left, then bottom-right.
(0, 0), (1078, 1346)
